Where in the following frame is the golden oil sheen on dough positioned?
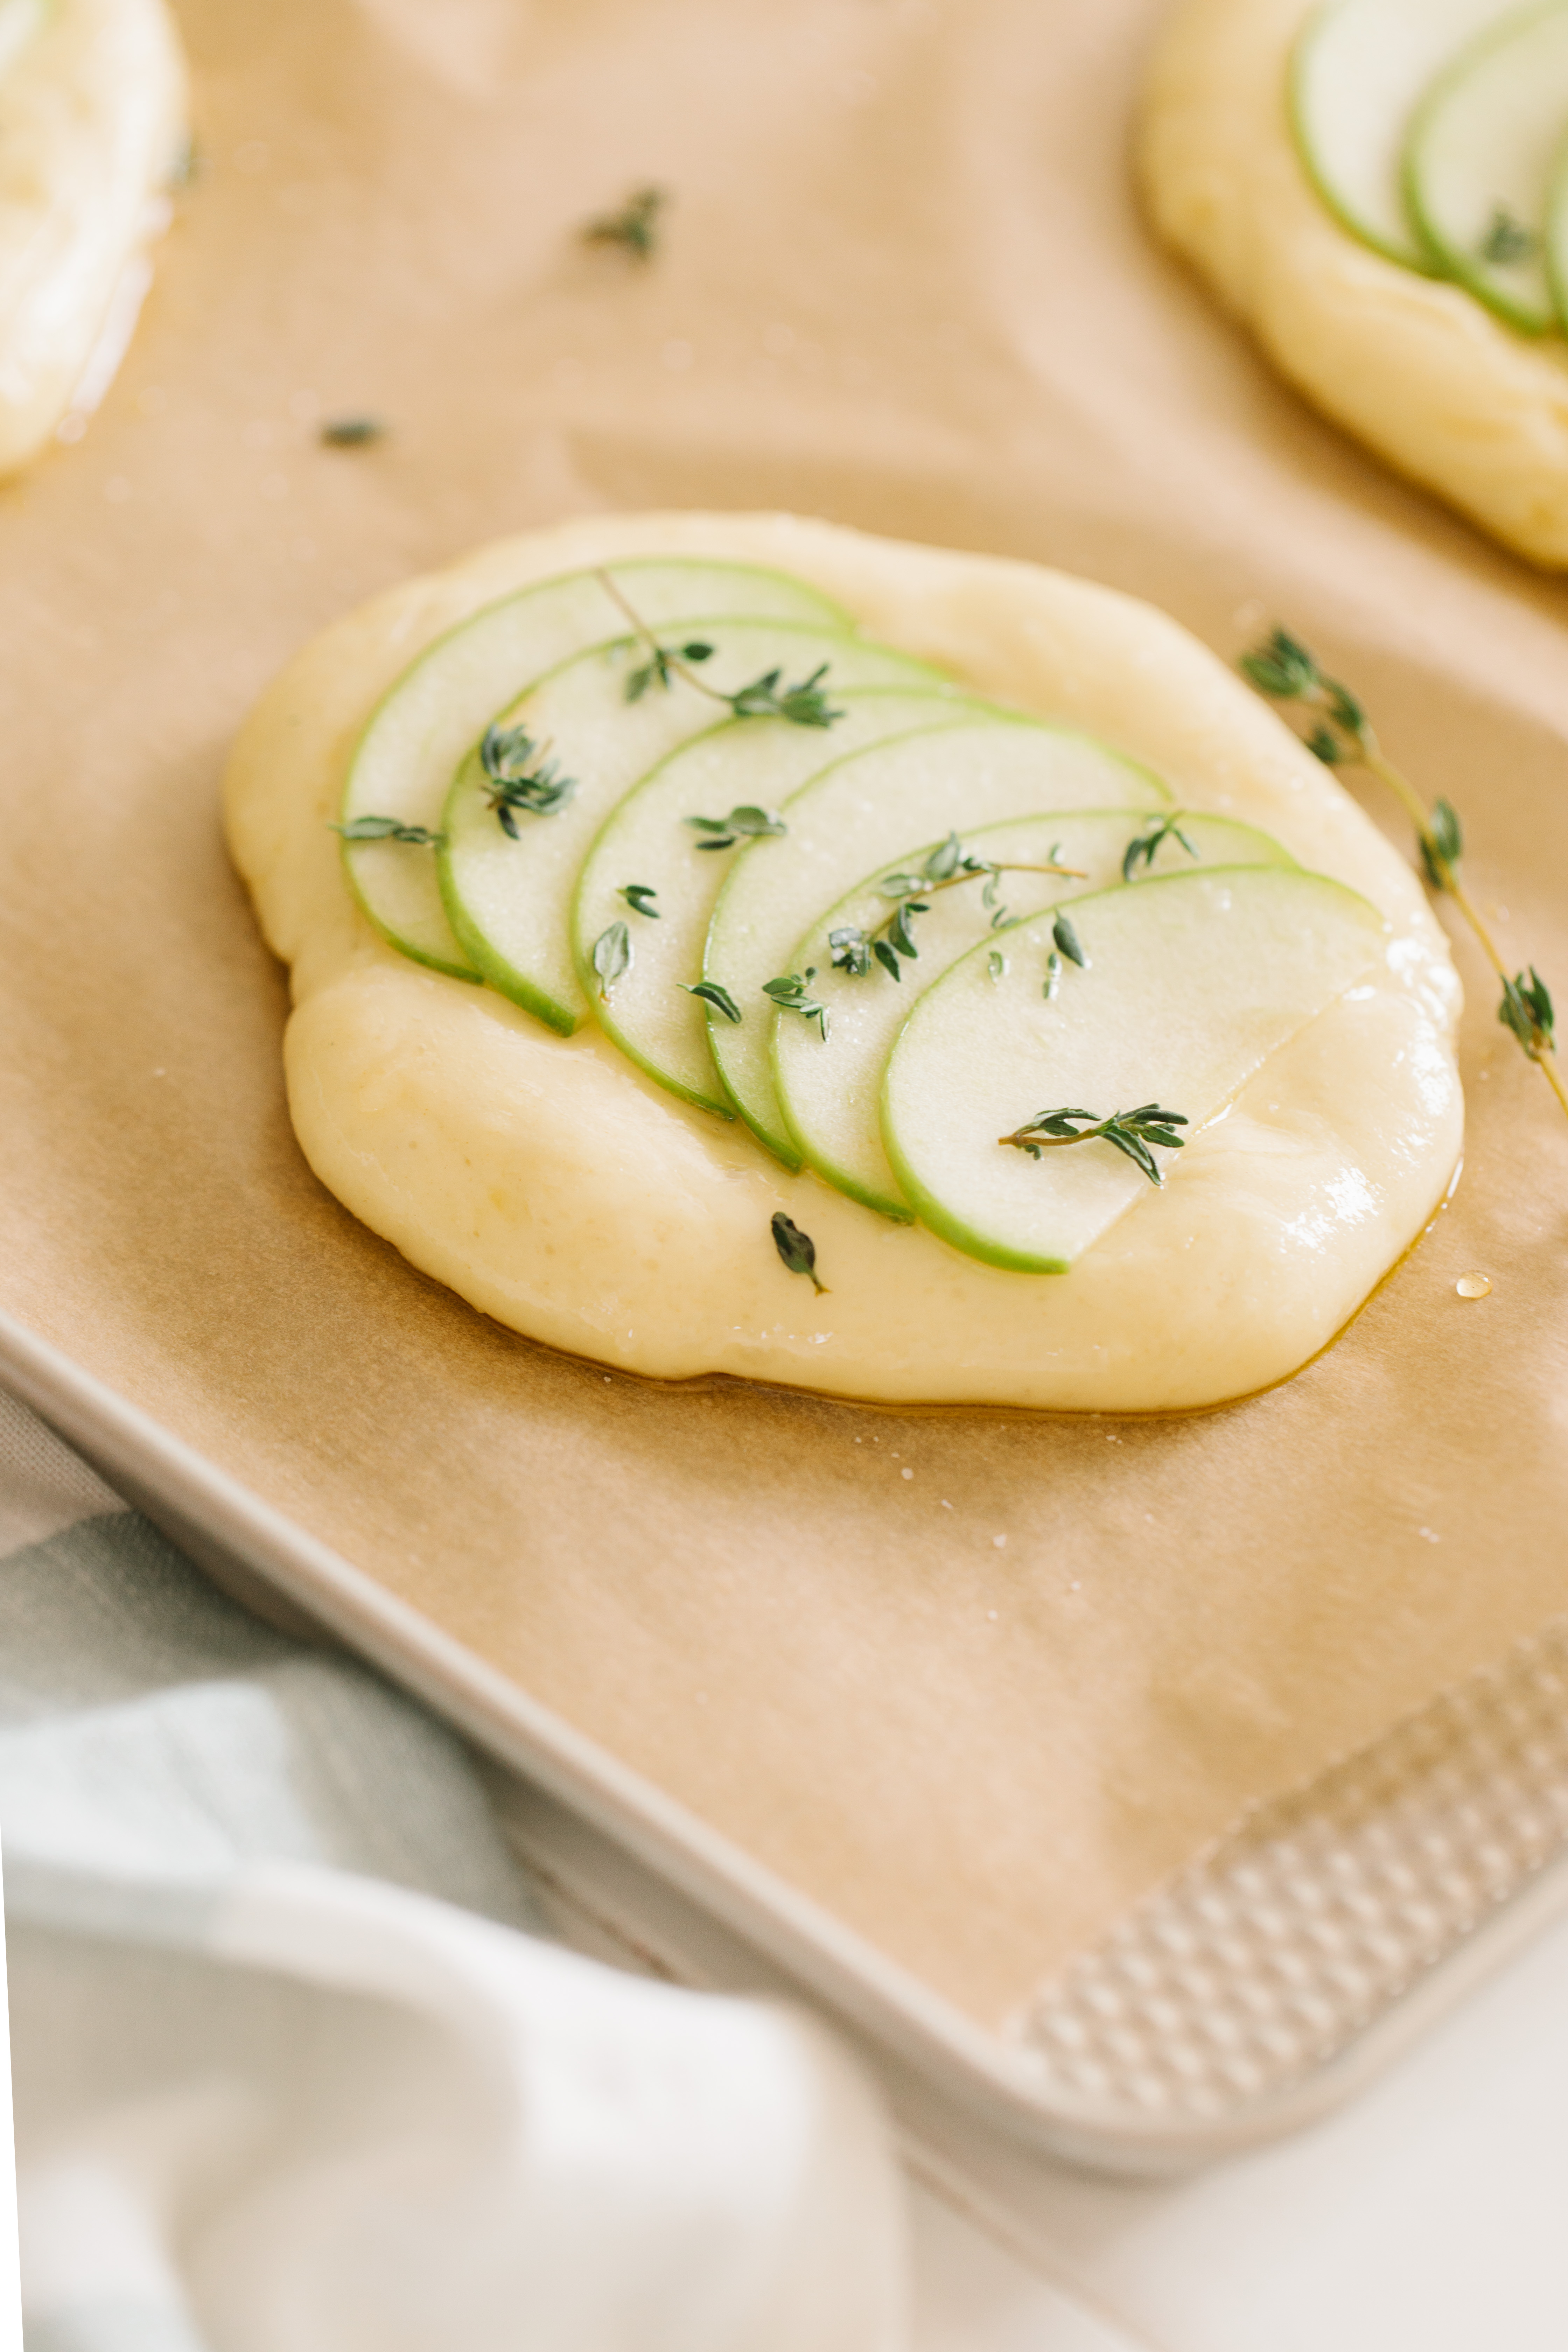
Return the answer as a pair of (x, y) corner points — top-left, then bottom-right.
(224, 510), (1463, 1412)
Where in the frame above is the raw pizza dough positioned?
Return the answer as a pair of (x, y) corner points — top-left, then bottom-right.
(224, 510), (1463, 1413)
(0, 0), (186, 474)
(1140, 0), (1568, 567)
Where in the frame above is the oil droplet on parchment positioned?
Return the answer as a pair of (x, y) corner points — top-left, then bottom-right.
(1455, 1271), (1492, 1300)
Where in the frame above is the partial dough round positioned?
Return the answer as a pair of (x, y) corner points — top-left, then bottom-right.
(0, 0), (187, 474)
(1139, 0), (1568, 567)
(224, 511), (1463, 1413)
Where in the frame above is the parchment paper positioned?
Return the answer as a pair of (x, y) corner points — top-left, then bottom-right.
(2, 0), (1567, 2028)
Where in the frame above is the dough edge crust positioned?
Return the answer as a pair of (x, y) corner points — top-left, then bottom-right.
(1138, 0), (1568, 567)
(224, 508), (1464, 1414)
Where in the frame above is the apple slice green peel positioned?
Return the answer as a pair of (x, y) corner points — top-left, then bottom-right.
(438, 619), (933, 1036)
(881, 866), (1386, 1274)
(773, 811), (1295, 1220)
(1405, 1), (1568, 333)
(703, 719), (1171, 1167)
(571, 686), (975, 1115)
(338, 558), (845, 981)
(1291, 0), (1518, 269)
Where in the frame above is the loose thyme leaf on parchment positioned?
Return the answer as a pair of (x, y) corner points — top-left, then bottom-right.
(320, 415), (386, 447)
(582, 185), (666, 260)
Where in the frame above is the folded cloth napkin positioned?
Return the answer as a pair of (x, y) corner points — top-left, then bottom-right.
(0, 1388), (908, 2352)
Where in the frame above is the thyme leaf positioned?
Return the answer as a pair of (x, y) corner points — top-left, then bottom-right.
(1051, 912), (1086, 967)
(1121, 811), (1198, 882)
(1420, 798), (1464, 894)
(1239, 621), (1568, 1125)
(320, 416), (385, 447)
(1043, 950), (1062, 1000)
(988, 949), (1007, 982)
(583, 185), (665, 260)
(771, 1209), (827, 1294)
(1480, 205), (1537, 266)
(1500, 966), (1556, 1058)
(680, 979), (743, 1024)
(331, 814), (442, 846)
(999, 1104), (1189, 1188)
(620, 883), (660, 918)
(763, 967), (830, 1041)
(592, 921), (631, 997)
(684, 803), (788, 850)
(479, 723), (576, 834)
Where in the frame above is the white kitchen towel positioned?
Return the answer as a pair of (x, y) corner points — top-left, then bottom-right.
(0, 1387), (908, 2352)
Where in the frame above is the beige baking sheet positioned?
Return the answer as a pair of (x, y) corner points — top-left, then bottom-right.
(2, 0), (1567, 2029)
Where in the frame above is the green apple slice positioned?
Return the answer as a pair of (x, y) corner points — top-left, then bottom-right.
(704, 719), (1171, 1167)
(775, 811), (1295, 1220)
(882, 866), (1386, 1275)
(339, 559), (846, 981)
(1291, 0), (1517, 269)
(1405, 2), (1568, 332)
(438, 620), (931, 1035)
(571, 686), (982, 1115)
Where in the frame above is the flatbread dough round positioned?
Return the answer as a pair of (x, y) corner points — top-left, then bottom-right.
(224, 511), (1463, 1413)
(0, 0), (186, 474)
(1139, 0), (1568, 567)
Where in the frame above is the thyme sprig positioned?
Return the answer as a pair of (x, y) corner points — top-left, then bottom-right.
(684, 804), (788, 851)
(479, 723), (576, 834)
(592, 921), (631, 997)
(331, 815), (443, 846)
(763, 967), (830, 1041)
(999, 1104), (1189, 1188)
(828, 831), (1086, 981)
(1240, 625), (1568, 1123)
(727, 665), (841, 726)
(583, 185), (665, 260)
(681, 979), (743, 1024)
(595, 571), (845, 729)
(1121, 812), (1198, 882)
(620, 883), (660, 917)
(771, 1209), (827, 1294)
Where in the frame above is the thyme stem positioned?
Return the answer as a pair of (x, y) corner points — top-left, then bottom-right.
(1354, 737), (1568, 1117)
(594, 570), (842, 726)
(1240, 627), (1568, 1126)
(595, 568), (719, 701)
